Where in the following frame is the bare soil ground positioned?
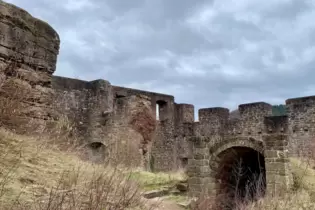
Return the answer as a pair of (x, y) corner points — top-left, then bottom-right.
(144, 197), (185, 210)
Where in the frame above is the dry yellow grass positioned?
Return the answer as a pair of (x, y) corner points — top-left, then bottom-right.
(0, 127), (189, 210)
(0, 128), (145, 209)
(290, 157), (315, 191)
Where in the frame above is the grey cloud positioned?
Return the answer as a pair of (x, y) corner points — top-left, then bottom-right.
(104, 0), (145, 13)
(5, 0), (315, 114)
(263, 0), (312, 20)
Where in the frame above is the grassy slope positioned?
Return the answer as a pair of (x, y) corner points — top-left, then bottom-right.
(0, 128), (83, 204)
(0, 128), (187, 209)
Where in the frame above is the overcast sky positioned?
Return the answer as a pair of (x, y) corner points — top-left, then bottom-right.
(5, 0), (315, 113)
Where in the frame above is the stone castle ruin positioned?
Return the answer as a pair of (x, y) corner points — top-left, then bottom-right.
(1, 1), (315, 200)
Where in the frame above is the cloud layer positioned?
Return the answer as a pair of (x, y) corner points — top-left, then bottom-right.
(6, 0), (315, 114)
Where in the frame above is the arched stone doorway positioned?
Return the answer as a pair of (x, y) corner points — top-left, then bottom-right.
(206, 138), (266, 208)
(214, 146), (266, 208)
(83, 142), (107, 164)
(188, 116), (293, 205)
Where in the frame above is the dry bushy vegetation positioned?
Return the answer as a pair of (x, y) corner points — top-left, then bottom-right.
(0, 128), (147, 210)
(0, 127), (190, 210)
(0, 60), (142, 209)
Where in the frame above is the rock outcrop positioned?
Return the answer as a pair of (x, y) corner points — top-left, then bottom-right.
(0, 1), (60, 133)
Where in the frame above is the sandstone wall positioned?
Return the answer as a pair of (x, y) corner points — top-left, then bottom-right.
(174, 104), (195, 169)
(286, 96), (315, 156)
(186, 102), (291, 198)
(113, 86), (179, 171)
(52, 76), (157, 167)
(109, 94), (156, 168)
(0, 1), (59, 133)
(52, 76), (113, 142)
(0, 1), (159, 169)
(113, 86), (175, 120)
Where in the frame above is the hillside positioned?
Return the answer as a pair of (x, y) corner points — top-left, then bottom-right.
(0, 128), (188, 210)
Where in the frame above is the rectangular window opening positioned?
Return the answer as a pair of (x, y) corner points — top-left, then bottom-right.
(156, 103), (160, 120)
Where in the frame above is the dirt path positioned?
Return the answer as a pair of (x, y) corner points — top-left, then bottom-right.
(143, 197), (185, 210)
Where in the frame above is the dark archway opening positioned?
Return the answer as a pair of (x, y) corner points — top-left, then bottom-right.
(84, 142), (107, 164)
(180, 157), (188, 170)
(215, 147), (266, 209)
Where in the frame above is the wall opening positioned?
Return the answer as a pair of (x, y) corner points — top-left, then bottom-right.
(84, 142), (107, 164)
(180, 157), (188, 170)
(156, 103), (160, 120)
(156, 100), (167, 121)
(215, 147), (266, 209)
(149, 154), (155, 172)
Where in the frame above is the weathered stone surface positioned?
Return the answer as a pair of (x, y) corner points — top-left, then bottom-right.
(2, 1), (315, 202)
(0, 1), (59, 133)
(0, 1), (59, 72)
(143, 189), (169, 199)
(188, 106), (293, 199)
(52, 76), (157, 167)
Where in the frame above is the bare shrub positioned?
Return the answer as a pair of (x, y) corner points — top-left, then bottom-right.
(0, 129), (149, 210)
(0, 61), (29, 130)
(28, 167), (142, 210)
(193, 165), (266, 210)
(44, 115), (81, 153)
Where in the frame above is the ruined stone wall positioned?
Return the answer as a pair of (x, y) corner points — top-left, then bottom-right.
(187, 102), (291, 198)
(109, 94), (156, 168)
(236, 102), (273, 137)
(174, 104), (195, 169)
(110, 87), (201, 172)
(53, 76), (157, 167)
(113, 86), (181, 171)
(0, 1), (60, 133)
(286, 96), (315, 156)
(0, 0), (161, 168)
(191, 102), (272, 152)
(197, 108), (229, 149)
(52, 76), (114, 143)
(113, 86), (174, 119)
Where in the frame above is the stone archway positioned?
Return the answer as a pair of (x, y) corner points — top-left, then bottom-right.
(188, 116), (293, 203)
(214, 147), (266, 208)
(209, 139), (266, 208)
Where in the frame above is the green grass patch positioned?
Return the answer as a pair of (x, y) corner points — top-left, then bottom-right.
(129, 170), (186, 191)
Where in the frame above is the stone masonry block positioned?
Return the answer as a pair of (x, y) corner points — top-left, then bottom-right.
(193, 148), (208, 157)
(190, 159), (209, 167)
(265, 150), (289, 159)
